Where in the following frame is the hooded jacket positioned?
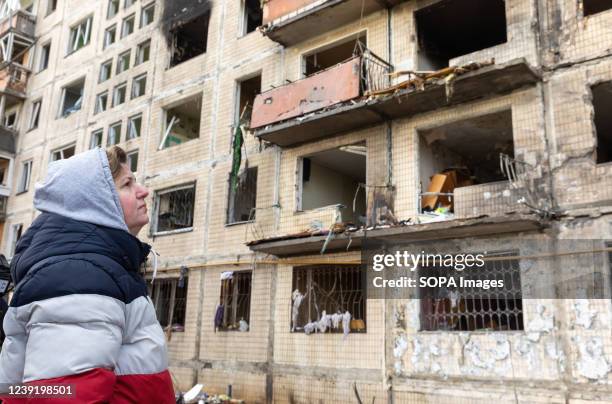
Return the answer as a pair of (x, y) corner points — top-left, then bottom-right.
(0, 148), (175, 403)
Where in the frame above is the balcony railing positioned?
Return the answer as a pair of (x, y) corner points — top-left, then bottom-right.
(251, 48), (392, 138)
(261, 0), (404, 46)
(0, 10), (36, 39)
(0, 62), (29, 97)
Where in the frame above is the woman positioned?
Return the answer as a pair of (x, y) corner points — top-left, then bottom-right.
(0, 147), (175, 403)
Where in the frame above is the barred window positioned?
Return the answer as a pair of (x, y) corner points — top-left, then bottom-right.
(419, 251), (523, 332)
(291, 265), (366, 333)
(149, 277), (188, 332)
(152, 183), (196, 234)
(218, 271), (252, 331)
(227, 167), (257, 224)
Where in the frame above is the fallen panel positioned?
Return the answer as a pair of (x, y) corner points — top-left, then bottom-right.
(254, 59), (540, 147)
(262, 0), (403, 47)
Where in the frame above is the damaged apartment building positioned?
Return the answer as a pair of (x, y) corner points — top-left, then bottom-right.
(1, 0), (612, 402)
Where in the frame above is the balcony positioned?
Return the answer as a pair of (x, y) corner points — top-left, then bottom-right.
(0, 10), (36, 39)
(251, 49), (392, 146)
(251, 58), (540, 147)
(0, 62), (30, 101)
(261, 0), (404, 46)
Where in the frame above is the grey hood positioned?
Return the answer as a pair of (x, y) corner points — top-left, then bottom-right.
(34, 147), (129, 232)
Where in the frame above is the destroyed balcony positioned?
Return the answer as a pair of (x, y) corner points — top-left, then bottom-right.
(0, 62), (29, 101)
(251, 49), (393, 146)
(0, 10), (36, 40)
(261, 0), (404, 46)
(251, 58), (540, 147)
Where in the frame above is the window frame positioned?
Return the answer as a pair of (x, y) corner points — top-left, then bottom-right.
(51, 143), (76, 162)
(107, 121), (122, 146)
(45, 0), (58, 16)
(127, 113), (142, 139)
(140, 2), (155, 27)
(149, 277), (189, 331)
(99, 59), (113, 83)
(28, 100), (42, 130)
(121, 13), (136, 38)
(67, 16), (92, 55)
(151, 182), (197, 235)
(135, 39), (151, 65)
(127, 149), (139, 172)
(94, 91), (109, 115)
(116, 50), (131, 74)
(58, 78), (85, 118)
(226, 166), (258, 225)
(9, 223), (23, 258)
(17, 160), (32, 194)
(38, 42), (51, 72)
(112, 82), (128, 107)
(107, 0), (120, 19)
(131, 74), (146, 99)
(103, 24), (117, 49)
(90, 129), (103, 149)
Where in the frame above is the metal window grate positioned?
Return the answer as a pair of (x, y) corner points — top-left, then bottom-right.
(227, 167), (257, 224)
(292, 265), (366, 333)
(219, 271), (252, 331)
(419, 251), (523, 332)
(150, 277), (188, 330)
(155, 185), (195, 232)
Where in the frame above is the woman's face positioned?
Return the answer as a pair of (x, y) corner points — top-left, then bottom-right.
(114, 163), (150, 236)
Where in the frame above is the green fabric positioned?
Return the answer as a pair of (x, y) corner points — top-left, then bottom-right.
(230, 125), (244, 191)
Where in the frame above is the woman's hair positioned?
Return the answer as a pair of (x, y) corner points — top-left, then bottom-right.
(106, 146), (127, 180)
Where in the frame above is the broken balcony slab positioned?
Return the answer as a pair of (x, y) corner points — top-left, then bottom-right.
(253, 58), (540, 147)
(0, 10), (36, 39)
(248, 214), (545, 257)
(261, 0), (404, 47)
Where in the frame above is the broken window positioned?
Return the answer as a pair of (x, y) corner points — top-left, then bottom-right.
(127, 113), (142, 139)
(141, 2), (155, 27)
(103, 25), (116, 49)
(242, 0), (262, 35)
(59, 79), (84, 117)
(592, 82), (612, 164)
(4, 112), (17, 129)
(303, 33), (366, 76)
(17, 160), (32, 193)
(135, 39), (151, 65)
(108, 0), (119, 18)
(131, 74), (146, 98)
(235, 74), (261, 126)
(117, 50), (131, 74)
(583, 0), (612, 16)
(121, 14), (135, 38)
(227, 167), (257, 224)
(217, 271), (252, 331)
(418, 110), (514, 213)
(99, 59), (113, 82)
(9, 223), (23, 257)
(159, 95), (202, 149)
(38, 42), (50, 72)
(113, 82), (127, 107)
(127, 150), (138, 172)
(291, 265), (366, 333)
(419, 251), (523, 331)
(153, 183), (196, 233)
(90, 129), (103, 149)
(150, 277), (188, 331)
(94, 92), (109, 115)
(107, 122), (122, 146)
(51, 144), (75, 162)
(415, 0), (507, 70)
(46, 0), (57, 16)
(298, 143), (367, 225)
(169, 11), (210, 67)
(29, 100), (41, 130)
(67, 16), (92, 54)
